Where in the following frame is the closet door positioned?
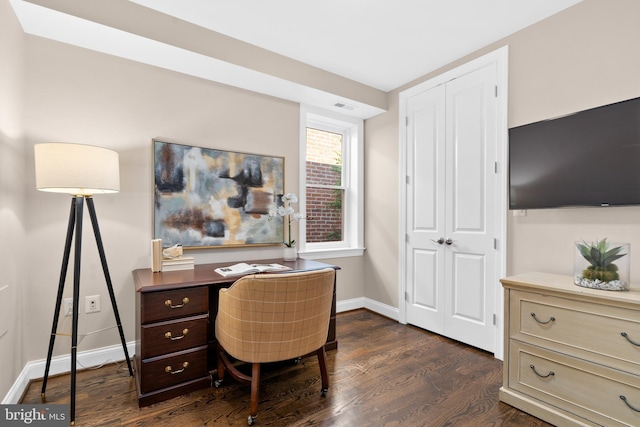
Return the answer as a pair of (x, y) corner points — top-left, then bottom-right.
(405, 63), (498, 352)
(405, 84), (446, 332)
(443, 64), (497, 351)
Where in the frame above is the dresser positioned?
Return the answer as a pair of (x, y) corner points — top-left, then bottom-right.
(500, 272), (640, 427)
(132, 258), (339, 407)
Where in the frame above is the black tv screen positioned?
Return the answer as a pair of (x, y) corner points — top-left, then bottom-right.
(509, 96), (640, 210)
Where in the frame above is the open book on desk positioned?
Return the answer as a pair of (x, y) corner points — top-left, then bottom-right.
(214, 262), (292, 277)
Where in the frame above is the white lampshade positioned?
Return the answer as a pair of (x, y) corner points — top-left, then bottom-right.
(34, 143), (120, 196)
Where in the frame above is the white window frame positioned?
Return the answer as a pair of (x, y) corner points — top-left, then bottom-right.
(299, 105), (364, 259)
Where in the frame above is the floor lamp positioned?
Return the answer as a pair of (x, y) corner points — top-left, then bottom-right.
(34, 143), (133, 426)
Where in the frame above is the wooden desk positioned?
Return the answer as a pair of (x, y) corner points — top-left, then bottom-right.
(132, 258), (339, 407)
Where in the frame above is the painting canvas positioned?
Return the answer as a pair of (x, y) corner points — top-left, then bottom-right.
(153, 140), (284, 248)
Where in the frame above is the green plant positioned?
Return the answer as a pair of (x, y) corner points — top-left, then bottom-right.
(576, 238), (626, 282)
(325, 150), (343, 241)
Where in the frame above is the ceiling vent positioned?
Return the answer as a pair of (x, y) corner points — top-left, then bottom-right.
(333, 102), (355, 110)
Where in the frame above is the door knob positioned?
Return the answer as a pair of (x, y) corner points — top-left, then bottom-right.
(431, 237), (445, 244)
(445, 238), (454, 245)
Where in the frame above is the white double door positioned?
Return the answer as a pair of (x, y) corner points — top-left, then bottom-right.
(404, 62), (499, 353)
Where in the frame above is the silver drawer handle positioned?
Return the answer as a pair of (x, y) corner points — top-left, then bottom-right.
(530, 312), (555, 325)
(620, 395), (640, 412)
(621, 332), (640, 346)
(165, 361), (189, 374)
(165, 297), (189, 309)
(165, 328), (189, 341)
(530, 364), (554, 378)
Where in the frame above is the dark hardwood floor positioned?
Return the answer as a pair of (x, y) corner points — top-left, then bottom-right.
(21, 309), (551, 426)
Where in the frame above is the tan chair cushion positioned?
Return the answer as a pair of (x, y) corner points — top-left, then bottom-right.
(215, 268), (335, 363)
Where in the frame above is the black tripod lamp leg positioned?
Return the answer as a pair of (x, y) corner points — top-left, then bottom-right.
(86, 197), (134, 376)
(70, 196), (84, 426)
(41, 197), (76, 400)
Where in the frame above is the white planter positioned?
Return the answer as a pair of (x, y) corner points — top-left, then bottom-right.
(283, 246), (297, 261)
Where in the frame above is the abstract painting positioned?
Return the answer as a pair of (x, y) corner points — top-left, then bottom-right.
(153, 140), (284, 248)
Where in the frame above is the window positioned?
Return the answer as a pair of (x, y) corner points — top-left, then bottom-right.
(305, 127), (343, 243)
(299, 106), (364, 258)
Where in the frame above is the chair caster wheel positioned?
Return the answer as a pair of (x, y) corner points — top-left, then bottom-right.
(320, 388), (328, 397)
(247, 415), (256, 425)
(214, 379), (223, 388)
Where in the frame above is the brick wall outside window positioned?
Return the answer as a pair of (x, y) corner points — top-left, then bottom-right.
(306, 128), (343, 242)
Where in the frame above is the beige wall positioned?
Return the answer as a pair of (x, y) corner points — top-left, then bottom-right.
(0, 0), (27, 399)
(364, 93), (400, 306)
(21, 37), (364, 363)
(364, 0), (640, 307)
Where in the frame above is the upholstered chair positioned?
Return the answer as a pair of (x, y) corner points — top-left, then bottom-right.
(214, 268), (336, 425)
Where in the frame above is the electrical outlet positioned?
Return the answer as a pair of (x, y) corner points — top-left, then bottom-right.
(64, 298), (73, 317)
(85, 295), (101, 314)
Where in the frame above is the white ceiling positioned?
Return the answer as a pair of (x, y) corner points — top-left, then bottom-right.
(129, 0), (583, 91)
(11, 0), (583, 118)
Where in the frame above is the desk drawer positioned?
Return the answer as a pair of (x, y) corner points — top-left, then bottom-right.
(139, 346), (209, 394)
(510, 289), (640, 371)
(509, 341), (640, 427)
(141, 286), (208, 324)
(140, 314), (208, 359)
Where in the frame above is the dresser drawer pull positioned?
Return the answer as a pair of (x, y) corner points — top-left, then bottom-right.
(165, 297), (190, 309)
(530, 312), (555, 325)
(621, 332), (640, 346)
(530, 364), (554, 378)
(620, 395), (640, 412)
(165, 329), (189, 340)
(165, 362), (189, 374)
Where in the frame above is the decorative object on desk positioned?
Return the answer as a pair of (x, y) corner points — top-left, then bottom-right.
(574, 238), (630, 291)
(214, 262), (291, 277)
(151, 239), (162, 272)
(162, 256), (195, 271)
(268, 193), (306, 261)
(162, 243), (183, 258)
(283, 246), (297, 261)
(34, 143), (133, 425)
(153, 139), (284, 248)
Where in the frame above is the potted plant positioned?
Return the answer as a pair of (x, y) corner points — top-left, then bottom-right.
(268, 193), (306, 261)
(574, 238), (629, 291)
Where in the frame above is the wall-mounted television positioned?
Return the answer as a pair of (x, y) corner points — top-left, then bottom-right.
(509, 96), (640, 210)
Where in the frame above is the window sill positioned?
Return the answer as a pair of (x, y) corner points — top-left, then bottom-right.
(298, 247), (365, 260)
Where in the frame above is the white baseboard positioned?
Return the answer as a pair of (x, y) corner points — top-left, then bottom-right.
(5, 298), (398, 404)
(336, 297), (399, 321)
(363, 298), (399, 321)
(2, 341), (135, 404)
(336, 297), (365, 313)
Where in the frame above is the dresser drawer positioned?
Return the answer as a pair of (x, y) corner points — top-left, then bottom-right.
(139, 346), (209, 394)
(140, 314), (208, 359)
(141, 286), (208, 324)
(509, 341), (640, 427)
(510, 289), (640, 372)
